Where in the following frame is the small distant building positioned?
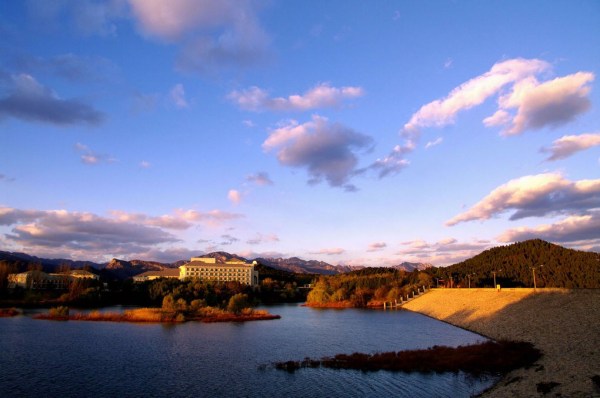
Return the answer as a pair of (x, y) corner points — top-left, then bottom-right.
(179, 257), (259, 286)
(69, 270), (100, 280)
(132, 269), (181, 282)
(7, 269), (100, 289)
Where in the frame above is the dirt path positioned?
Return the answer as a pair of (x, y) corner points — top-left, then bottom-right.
(402, 288), (600, 397)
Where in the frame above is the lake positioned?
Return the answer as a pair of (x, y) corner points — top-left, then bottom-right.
(0, 304), (499, 397)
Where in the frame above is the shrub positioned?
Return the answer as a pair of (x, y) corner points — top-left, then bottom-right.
(49, 306), (69, 318)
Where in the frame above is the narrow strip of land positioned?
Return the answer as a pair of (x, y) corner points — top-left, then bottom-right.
(402, 288), (600, 397)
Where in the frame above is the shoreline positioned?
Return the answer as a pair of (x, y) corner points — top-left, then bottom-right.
(402, 288), (600, 397)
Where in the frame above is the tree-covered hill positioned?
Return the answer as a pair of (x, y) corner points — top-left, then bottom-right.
(431, 239), (600, 288)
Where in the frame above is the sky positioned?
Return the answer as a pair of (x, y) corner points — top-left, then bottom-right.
(1, 0), (599, 266)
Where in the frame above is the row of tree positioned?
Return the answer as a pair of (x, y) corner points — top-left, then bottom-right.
(307, 268), (431, 307)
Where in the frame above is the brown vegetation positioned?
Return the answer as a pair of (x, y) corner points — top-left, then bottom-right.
(33, 306), (280, 323)
(274, 340), (541, 374)
(0, 307), (20, 317)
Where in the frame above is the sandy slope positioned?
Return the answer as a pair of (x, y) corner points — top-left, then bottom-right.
(402, 288), (600, 397)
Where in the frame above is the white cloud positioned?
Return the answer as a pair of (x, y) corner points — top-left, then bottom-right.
(425, 137), (443, 149)
(403, 58), (550, 135)
(139, 160), (151, 168)
(367, 242), (387, 252)
(498, 72), (594, 135)
(263, 115), (373, 190)
(246, 172), (273, 186)
(169, 83), (189, 108)
(0, 206), (244, 261)
(228, 83), (364, 112)
(246, 233), (279, 245)
(74, 142), (116, 165)
(127, 0), (270, 74)
(380, 58), (594, 178)
(311, 247), (345, 256)
(446, 173), (600, 226)
(498, 212), (600, 245)
(541, 132), (600, 161)
(397, 238), (492, 266)
(228, 189), (242, 204)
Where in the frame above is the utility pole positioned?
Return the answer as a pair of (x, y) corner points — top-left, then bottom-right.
(492, 269), (502, 288)
(531, 265), (544, 291)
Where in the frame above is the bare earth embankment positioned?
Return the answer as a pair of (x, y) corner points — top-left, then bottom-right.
(403, 288), (600, 397)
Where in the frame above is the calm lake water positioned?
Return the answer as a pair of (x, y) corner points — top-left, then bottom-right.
(0, 304), (499, 397)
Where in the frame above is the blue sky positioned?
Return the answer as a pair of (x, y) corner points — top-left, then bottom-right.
(1, 0), (599, 265)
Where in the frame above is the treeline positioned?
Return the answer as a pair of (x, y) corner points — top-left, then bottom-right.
(0, 262), (309, 308)
(432, 239), (600, 289)
(306, 268), (432, 307)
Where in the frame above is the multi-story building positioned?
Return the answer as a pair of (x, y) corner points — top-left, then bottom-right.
(179, 257), (259, 286)
(7, 269), (98, 289)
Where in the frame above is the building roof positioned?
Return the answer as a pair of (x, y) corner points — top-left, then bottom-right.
(135, 269), (180, 278)
(181, 261), (253, 268)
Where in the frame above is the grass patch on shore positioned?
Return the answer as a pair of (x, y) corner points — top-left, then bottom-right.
(0, 307), (20, 317)
(33, 306), (280, 323)
(274, 340), (541, 375)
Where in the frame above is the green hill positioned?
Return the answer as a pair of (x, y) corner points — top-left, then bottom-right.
(432, 239), (600, 288)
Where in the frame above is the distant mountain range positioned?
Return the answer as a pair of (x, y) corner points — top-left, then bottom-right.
(0, 249), (431, 279)
(2, 239), (594, 284)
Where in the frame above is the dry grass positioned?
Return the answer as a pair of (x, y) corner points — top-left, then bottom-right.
(34, 306), (280, 324)
(0, 308), (20, 317)
(275, 340), (541, 374)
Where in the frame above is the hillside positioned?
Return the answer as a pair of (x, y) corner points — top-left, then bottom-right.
(254, 256), (360, 274)
(0, 251), (102, 272)
(433, 239), (600, 288)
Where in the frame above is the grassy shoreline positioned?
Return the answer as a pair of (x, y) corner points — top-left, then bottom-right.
(274, 340), (541, 375)
(33, 307), (280, 323)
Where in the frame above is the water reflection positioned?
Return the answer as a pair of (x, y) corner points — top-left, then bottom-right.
(0, 304), (498, 397)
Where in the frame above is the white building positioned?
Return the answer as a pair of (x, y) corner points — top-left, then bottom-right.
(179, 257), (259, 286)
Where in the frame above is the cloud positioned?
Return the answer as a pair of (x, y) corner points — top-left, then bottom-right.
(497, 72), (594, 135)
(220, 234), (239, 245)
(498, 212), (600, 245)
(425, 137), (443, 149)
(128, 0), (270, 74)
(139, 160), (151, 168)
(541, 132), (600, 161)
(1, 207), (179, 259)
(397, 238), (492, 266)
(74, 143), (116, 165)
(228, 189), (242, 204)
(446, 173), (600, 226)
(242, 119), (255, 128)
(311, 247), (345, 256)
(246, 233), (279, 245)
(109, 210), (192, 230)
(12, 53), (119, 84)
(0, 173), (15, 183)
(403, 58), (550, 135)
(381, 58), (594, 177)
(367, 242), (387, 252)
(0, 206), (245, 261)
(169, 83), (189, 108)
(369, 143), (412, 178)
(228, 83), (364, 112)
(175, 208), (244, 226)
(263, 115), (373, 190)
(246, 172), (273, 186)
(0, 73), (104, 125)
(26, 0), (125, 37)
